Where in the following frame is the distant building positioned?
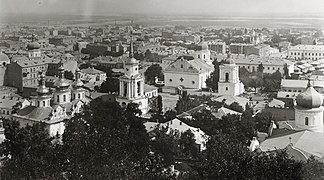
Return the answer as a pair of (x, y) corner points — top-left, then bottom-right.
(288, 45), (324, 60)
(229, 43), (254, 55)
(208, 40), (226, 54)
(233, 55), (294, 75)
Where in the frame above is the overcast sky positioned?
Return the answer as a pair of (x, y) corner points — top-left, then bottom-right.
(1, 0), (324, 17)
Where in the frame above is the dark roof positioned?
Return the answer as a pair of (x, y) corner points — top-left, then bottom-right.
(16, 106), (53, 121)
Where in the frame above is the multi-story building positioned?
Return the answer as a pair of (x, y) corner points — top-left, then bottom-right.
(288, 45), (324, 60)
(229, 43), (254, 55)
(208, 41), (226, 54)
(7, 42), (50, 92)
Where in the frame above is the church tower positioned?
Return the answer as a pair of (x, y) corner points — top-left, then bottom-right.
(34, 72), (51, 107)
(116, 34), (148, 114)
(72, 68), (85, 101)
(53, 65), (71, 105)
(196, 36), (211, 65)
(218, 49), (245, 96)
(295, 80), (324, 133)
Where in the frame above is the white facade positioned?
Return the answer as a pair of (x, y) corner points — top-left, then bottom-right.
(164, 58), (213, 89)
(116, 43), (149, 114)
(295, 107), (324, 133)
(288, 45), (324, 60)
(218, 62), (244, 96)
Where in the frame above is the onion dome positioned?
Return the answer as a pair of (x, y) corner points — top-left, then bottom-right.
(223, 48), (235, 64)
(54, 64), (70, 89)
(198, 36), (208, 51)
(27, 42), (40, 50)
(72, 68), (83, 89)
(36, 72), (49, 95)
(296, 80), (323, 108)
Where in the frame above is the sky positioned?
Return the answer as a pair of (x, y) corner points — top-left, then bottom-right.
(1, 0), (324, 17)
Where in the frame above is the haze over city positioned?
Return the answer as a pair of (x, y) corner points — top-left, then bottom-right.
(1, 0), (324, 17)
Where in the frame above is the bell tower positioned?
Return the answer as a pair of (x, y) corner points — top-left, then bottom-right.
(116, 33), (148, 114)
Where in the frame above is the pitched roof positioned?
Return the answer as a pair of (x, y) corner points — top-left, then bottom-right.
(281, 79), (324, 88)
(81, 67), (105, 74)
(212, 95), (249, 110)
(260, 130), (324, 159)
(15, 106), (53, 121)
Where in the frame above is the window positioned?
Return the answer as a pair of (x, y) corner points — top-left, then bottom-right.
(169, 79), (172, 82)
(63, 95), (66, 102)
(180, 64), (183, 68)
(57, 95), (60, 102)
(78, 94), (81, 99)
(226, 87), (228, 91)
(180, 77), (184, 82)
(203, 54), (206, 59)
(43, 101), (46, 107)
(192, 81), (195, 84)
(225, 72), (229, 82)
(198, 55), (200, 59)
(268, 67), (270, 70)
(305, 117), (309, 125)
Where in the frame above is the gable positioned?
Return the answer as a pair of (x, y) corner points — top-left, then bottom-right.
(165, 58), (199, 73)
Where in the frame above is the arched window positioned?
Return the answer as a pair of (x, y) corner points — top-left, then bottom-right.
(305, 117), (309, 125)
(43, 101), (46, 107)
(78, 94), (81, 99)
(225, 72), (229, 82)
(63, 95), (66, 102)
(137, 81), (141, 95)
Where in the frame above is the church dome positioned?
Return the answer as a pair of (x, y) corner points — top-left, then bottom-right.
(27, 42), (40, 50)
(72, 69), (83, 88)
(36, 73), (49, 95)
(296, 80), (323, 109)
(198, 36), (208, 51)
(126, 57), (138, 65)
(54, 65), (70, 88)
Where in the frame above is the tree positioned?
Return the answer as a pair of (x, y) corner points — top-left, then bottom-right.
(226, 102), (244, 113)
(144, 64), (164, 85)
(206, 60), (220, 91)
(144, 49), (153, 61)
(283, 63), (290, 78)
(254, 111), (273, 133)
(178, 130), (198, 159)
(64, 71), (74, 80)
(61, 100), (150, 179)
(0, 120), (61, 179)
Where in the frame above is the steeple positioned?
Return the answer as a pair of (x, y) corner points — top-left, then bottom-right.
(54, 64), (69, 90)
(36, 71), (49, 95)
(35, 71), (51, 107)
(129, 32), (134, 58)
(73, 68), (84, 89)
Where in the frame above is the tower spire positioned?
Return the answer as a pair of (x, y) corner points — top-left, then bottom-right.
(129, 31), (134, 58)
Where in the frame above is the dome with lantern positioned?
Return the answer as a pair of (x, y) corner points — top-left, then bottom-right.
(54, 65), (70, 88)
(72, 68), (84, 89)
(198, 36), (208, 51)
(296, 80), (323, 109)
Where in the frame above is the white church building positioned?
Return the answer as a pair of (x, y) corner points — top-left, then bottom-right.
(218, 53), (245, 96)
